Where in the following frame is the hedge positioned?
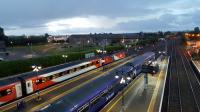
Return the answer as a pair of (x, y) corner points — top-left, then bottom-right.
(0, 45), (125, 78)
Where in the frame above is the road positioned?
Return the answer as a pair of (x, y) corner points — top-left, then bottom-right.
(162, 39), (200, 112)
(100, 56), (169, 112)
(0, 55), (134, 112)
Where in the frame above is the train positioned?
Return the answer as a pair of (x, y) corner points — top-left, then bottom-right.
(0, 52), (126, 106)
(37, 52), (156, 112)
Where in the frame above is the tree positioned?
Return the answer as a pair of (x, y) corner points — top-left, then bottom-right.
(44, 33), (49, 38)
(194, 27), (200, 34)
(0, 27), (8, 45)
(158, 31), (164, 38)
(0, 27), (5, 41)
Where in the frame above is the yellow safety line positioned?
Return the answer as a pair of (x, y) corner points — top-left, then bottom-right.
(147, 59), (167, 112)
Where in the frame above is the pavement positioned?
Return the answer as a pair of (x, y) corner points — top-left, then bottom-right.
(0, 55), (134, 112)
(101, 57), (169, 112)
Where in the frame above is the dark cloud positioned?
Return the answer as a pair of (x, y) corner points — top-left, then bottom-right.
(0, 0), (199, 35)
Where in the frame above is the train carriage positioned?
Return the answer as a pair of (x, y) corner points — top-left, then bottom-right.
(0, 78), (22, 105)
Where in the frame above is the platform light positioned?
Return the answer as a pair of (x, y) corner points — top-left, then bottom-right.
(115, 75), (119, 79)
(32, 65), (36, 69)
(120, 77), (126, 84)
(38, 66), (42, 69)
(32, 65), (42, 72)
(62, 55), (68, 58)
(127, 77), (131, 80)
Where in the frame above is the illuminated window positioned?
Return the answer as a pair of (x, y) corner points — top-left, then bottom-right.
(0, 88), (12, 97)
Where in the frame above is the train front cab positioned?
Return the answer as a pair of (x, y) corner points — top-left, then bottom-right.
(142, 64), (159, 75)
(0, 82), (22, 106)
(113, 52), (126, 61)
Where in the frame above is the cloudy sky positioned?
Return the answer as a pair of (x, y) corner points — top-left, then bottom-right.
(0, 0), (200, 35)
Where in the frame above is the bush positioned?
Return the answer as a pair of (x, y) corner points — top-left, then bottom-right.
(0, 45), (125, 78)
(0, 52), (84, 77)
(105, 45), (124, 52)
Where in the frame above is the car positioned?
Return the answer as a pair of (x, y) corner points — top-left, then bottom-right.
(0, 57), (4, 61)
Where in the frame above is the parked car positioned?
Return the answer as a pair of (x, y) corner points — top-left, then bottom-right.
(0, 57), (4, 61)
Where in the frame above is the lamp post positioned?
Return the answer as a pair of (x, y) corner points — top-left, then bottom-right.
(87, 40), (90, 44)
(26, 35), (33, 58)
(62, 55), (68, 63)
(115, 72), (131, 112)
(32, 65), (42, 101)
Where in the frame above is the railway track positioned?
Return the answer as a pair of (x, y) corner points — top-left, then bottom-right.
(167, 40), (182, 112)
(164, 39), (200, 112)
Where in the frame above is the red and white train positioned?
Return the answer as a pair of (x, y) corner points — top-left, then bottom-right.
(0, 52), (126, 106)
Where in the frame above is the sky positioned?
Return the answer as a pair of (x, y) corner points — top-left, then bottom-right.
(0, 0), (200, 35)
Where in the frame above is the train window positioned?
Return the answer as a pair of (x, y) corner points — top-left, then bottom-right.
(27, 83), (31, 87)
(42, 78), (46, 82)
(100, 91), (105, 97)
(74, 68), (77, 72)
(36, 78), (43, 84)
(81, 66), (85, 69)
(91, 94), (101, 103)
(0, 88), (12, 97)
(58, 72), (63, 77)
(63, 70), (70, 74)
(91, 94), (103, 106)
(76, 67), (80, 71)
(77, 103), (89, 112)
(69, 69), (73, 73)
(49, 75), (54, 80)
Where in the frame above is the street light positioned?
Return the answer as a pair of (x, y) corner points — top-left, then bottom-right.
(62, 55), (68, 63)
(115, 74), (131, 112)
(26, 35), (33, 58)
(32, 65), (42, 101)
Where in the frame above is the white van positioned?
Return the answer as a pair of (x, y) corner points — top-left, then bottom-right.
(0, 57), (4, 61)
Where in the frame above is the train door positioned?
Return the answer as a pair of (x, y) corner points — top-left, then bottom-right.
(113, 55), (119, 60)
(15, 83), (22, 98)
(26, 80), (33, 94)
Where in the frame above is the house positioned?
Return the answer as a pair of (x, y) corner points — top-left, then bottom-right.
(47, 35), (70, 43)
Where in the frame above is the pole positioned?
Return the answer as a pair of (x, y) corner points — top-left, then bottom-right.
(144, 73), (148, 89)
(165, 40), (167, 55)
(31, 42), (33, 58)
